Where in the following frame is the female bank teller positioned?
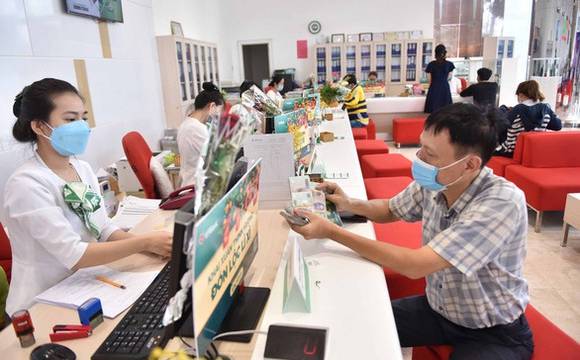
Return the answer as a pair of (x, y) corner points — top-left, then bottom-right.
(3, 78), (172, 314)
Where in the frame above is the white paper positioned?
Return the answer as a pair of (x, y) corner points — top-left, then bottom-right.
(35, 265), (159, 318)
(112, 196), (161, 230)
(243, 134), (295, 201)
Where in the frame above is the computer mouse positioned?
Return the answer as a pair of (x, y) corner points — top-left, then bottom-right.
(30, 343), (76, 360)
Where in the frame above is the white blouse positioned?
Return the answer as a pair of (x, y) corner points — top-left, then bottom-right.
(177, 116), (209, 187)
(2, 152), (118, 313)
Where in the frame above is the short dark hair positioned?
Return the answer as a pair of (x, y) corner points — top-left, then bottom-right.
(194, 82), (224, 110)
(12, 78), (82, 143)
(424, 103), (506, 167)
(477, 68), (493, 81)
(368, 71), (378, 78)
(343, 74), (357, 85)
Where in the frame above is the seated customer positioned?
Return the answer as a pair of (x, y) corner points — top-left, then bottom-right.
(4, 78), (172, 313)
(286, 103), (533, 360)
(341, 74), (369, 127)
(459, 67), (498, 109)
(495, 80), (561, 157)
(177, 82), (224, 186)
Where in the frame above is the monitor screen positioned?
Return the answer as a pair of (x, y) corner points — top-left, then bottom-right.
(64, 0), (124, 23)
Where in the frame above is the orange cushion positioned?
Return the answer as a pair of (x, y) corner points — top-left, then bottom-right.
(361, 153), (412, 178)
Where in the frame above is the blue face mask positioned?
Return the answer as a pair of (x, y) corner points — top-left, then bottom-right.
(412, 155), (468, 191)
(41, 120), (91, 156)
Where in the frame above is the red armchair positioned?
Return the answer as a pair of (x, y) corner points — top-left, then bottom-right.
(122, 132), (158, 199)
(504, 131), (580, 232)
(412, 305), (580, 360)
(487, 132), (529, 177)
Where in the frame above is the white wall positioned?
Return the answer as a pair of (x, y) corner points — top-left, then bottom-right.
(502, 0), (534, 88)
(0, 0), (166, 216)
(152, 0), (434, 85)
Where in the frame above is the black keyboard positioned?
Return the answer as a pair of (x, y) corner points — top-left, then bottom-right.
(92, 263), (172, 360)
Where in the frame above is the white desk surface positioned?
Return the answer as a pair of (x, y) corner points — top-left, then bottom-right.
(0, 111), (401, 360)
(250, 111), (402, 359)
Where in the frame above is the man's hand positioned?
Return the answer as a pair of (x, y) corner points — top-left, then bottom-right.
(316, 182), (351, 211)
(288, 209), (337, 240)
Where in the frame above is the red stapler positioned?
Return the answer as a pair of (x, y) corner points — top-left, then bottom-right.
(49, 325), (92, 342)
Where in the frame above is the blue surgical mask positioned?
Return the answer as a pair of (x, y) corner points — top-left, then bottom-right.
(277, 84), (284, 91)
(412, 155), (468, 191)
(41, 120), (91, 156)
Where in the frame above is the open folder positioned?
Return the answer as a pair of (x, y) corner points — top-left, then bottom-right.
(35, 265), (159, 318)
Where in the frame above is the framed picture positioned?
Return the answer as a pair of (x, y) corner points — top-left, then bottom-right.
(331, 34), (345, 43)
(359, 33), (373, 42)
(170, 21), (183, 37)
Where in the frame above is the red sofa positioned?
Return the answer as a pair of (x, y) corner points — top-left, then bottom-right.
(504, 131), (580, 232)
(392, 117), (426, 147)
(364, 177), (426, 300)
(412, 305), (580, 360)
(487, 132), (529, 177)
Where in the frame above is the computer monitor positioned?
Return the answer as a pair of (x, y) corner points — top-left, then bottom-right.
(166, 160), (269, 356)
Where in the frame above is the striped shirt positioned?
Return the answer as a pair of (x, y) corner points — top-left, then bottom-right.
(343, 85), (368, 125)
(496, 100), (561, 155)
(389, 167), (529, 328)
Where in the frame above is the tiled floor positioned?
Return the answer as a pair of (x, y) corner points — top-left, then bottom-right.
(388, 143), (580, 358)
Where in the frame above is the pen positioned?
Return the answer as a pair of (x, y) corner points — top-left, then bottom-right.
(95, 275), (126, 289)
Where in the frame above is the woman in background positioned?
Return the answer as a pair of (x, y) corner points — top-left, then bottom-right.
(424, 44), (455, 113)
(3, 78), (172, 313)
(342, 74), (369, 128)
(264, 75), (285, 107)
(177, 82), (224, 186)
(495, 80), (562, 157)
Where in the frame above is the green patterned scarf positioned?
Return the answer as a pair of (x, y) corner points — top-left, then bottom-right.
(63, 182), (102, 238)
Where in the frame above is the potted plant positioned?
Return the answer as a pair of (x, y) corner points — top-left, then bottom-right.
(319, 84), (341, 120)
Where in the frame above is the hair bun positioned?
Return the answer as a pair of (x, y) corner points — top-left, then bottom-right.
(13, 88), (27, 117)
(202, 82), (219, 92)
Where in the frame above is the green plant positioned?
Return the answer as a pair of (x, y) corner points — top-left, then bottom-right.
(319, 84), (341, 104)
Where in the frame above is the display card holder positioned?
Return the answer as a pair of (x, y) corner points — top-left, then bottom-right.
(283, 235), (311, 313)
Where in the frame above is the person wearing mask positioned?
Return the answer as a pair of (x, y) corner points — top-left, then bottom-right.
(460, 68), (499, 109)
(341, 74), (369, 128)
(285, 103), (534, 360)
(177, 82), (224, 186)
(264, 75), (285, 107)
(367, 71), (379, 84)
(3, 78), (172, 314)
(495, 80), (562, 157)
(424, 44), (455, 113)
